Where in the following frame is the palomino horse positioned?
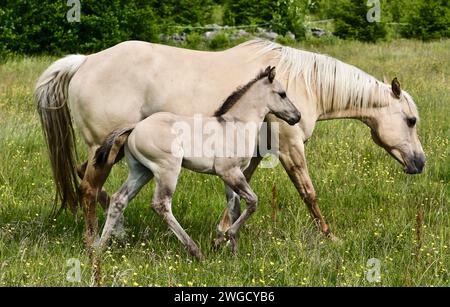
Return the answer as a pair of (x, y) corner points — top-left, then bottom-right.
(35, 40), (425, 248)
(94, 67), (301, 259)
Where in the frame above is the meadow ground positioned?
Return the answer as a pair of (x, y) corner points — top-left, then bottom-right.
(0, 39), (449, 287)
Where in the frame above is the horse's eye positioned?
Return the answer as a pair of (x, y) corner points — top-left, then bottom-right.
(278, 92), (287, 99)
(407, 117), (417, 127)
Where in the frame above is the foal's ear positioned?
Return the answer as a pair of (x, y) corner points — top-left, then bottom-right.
(268, 66), (276, 83)
(391, 77), (401, 99)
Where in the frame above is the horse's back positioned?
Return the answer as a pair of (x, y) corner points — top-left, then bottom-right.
(68, 40), (268, 146)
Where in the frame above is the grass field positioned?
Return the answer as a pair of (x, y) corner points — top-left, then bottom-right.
(0, 39), (449, 287)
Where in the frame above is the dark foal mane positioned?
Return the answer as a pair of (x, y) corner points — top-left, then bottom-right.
(214, 69), (269, 117)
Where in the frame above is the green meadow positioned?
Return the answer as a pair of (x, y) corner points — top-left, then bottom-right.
(0, 39), (449, 286)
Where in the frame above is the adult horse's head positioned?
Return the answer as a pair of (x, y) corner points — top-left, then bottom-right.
(365, 78), (425, 174)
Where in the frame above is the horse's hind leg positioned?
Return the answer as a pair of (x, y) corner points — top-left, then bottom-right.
(80, 135), (128, 252)
(151, 165), (204, 260)
(219, 168), (258, 255)
(77, 154), (123, 211)
(97, 156), (153, 249)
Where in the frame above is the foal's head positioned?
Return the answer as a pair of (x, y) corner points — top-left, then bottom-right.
(257, 66), (301, 125)
(215, 66), (300, 125)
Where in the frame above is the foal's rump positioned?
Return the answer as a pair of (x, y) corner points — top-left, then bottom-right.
(94, 112), (183, 171)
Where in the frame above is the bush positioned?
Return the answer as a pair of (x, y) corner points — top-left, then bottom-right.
(332, 0), (387, 42)
(402, 0), (450, 40)
(224, 0), (308, 38)
(208, 32), (230, 50)
(0, 0), (161, 55)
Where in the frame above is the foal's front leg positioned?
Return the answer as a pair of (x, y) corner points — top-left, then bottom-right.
(215, 156), (262, 248)
(220, 168), (258, 255)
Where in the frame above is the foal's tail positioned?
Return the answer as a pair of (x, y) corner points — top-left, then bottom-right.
(35, 55), (87, 213)
(94, 127), (135, 169)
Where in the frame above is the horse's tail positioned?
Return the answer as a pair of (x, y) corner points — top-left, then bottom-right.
(94, 126), (135, 169)
(35, 55), (87, 213)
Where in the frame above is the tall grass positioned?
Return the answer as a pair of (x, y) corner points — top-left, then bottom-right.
(0, 40), (448, 286)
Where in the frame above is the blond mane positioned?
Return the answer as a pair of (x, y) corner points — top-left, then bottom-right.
(246, 39), (394, 114)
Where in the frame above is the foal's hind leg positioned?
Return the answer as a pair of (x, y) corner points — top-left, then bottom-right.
(219, 168), (258, 255)
(97, 157), (153, 250)
(151, 165), (204, 260)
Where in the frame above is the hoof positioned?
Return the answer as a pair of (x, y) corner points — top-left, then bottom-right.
(327, 233), (342, 244)
(212, 232), (226, 250)
(191, 249), (205, 261)
(111, 228), (127, 242)
(225, 231), (238, 256)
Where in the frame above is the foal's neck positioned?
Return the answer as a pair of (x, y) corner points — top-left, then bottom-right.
(219, 95), (268, 125)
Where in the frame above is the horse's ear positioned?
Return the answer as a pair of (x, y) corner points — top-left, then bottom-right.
(391, 77), (401, 98)
(264, 66), (272, 74)
(268, 66), (276, 83)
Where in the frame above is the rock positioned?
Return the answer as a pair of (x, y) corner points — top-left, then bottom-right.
(204, 31), (219, 40)
(256, 27), (278, 40)
(172, 32), (187, 43)
(231, 29), (249, 40)
(286, 31), (296, 40)
(311, 27), (326, 37)
(263, 31), (278, 41)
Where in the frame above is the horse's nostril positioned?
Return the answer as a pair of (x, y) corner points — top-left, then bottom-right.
(415, 156), (425, 173)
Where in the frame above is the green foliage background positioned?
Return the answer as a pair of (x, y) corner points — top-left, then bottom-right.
(0, 0), (449, 55)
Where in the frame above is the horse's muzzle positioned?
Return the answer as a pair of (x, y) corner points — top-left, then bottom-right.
(405, 153), (425, 174)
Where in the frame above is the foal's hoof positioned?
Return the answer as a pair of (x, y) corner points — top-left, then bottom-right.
(111, 228), (127, 243)
(191, 250), (205, 261)
(212, 232), (226, 250)
(92, 240), (103, 252)
(225, 231), (238, 256)
(327, 233), (342, 244)
(229, 236), (238, 256)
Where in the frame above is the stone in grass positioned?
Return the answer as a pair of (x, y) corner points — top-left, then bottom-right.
(231, 29), (250, 40)
(172, 33), (187, 43)
(257, 27), (278, 41)
(204, 31), (219, 40)
(286, 31), (296, 40)
(311, 28), (327, 37)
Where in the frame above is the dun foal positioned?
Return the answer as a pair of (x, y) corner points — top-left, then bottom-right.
(95, 67), (300, 259)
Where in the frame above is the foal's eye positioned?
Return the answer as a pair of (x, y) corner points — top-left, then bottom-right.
(406, 117), (417, 127)
(278, 92), (287, 99)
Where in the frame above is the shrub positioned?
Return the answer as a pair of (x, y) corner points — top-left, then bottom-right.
(331, 0), (387, 42)
(208, 32), (230, 50)
(402, 0), (450, 40)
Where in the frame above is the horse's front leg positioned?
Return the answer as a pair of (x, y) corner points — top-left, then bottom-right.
(214, 156), (262, 248)
(278, 126), (338, 241)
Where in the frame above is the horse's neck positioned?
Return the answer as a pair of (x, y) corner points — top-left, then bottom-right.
(315, 79), (390, 121)
(318, 108), (377, 121)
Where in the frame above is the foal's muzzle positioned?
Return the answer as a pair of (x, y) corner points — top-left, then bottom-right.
(286, 111), (301, 126)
